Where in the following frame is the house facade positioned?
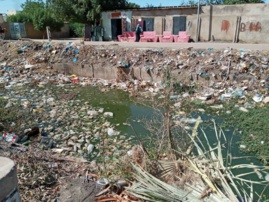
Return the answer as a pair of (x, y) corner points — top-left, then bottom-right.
(101, 3), (269, 43)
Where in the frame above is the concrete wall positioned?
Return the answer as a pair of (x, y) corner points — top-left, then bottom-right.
(101, 4), (269, 43)
(25, 22), (70, 39)
(0, 22), (70, 39)
(0, 157), (20, 202)
(0, 22), (11, 39)
(195, 4), (269, 43)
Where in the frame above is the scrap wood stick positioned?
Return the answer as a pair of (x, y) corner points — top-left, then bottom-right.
(224, 60), (231, 81)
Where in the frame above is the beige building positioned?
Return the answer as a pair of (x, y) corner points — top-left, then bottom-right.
(101, 3), (269, 43)
(7, 10), (21, 16)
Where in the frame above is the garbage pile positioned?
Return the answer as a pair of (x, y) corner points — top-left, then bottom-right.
(1, 41), (269, 106)
(1, 40), (269, 200)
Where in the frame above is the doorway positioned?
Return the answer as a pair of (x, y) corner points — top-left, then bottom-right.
(111, 19), (122, 40)
(173, 16), (187, 35)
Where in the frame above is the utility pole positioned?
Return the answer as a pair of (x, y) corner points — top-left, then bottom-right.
(195, 0), (200, 42)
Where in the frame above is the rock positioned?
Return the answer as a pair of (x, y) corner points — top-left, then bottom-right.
(104, 112), (113, 117)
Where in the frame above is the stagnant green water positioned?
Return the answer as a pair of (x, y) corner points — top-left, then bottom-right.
(75, 86), (269, 200)
(5, 84), (266, 200)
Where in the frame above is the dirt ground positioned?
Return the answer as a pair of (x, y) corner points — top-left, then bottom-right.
(30, 39), (269, 50)
(0, 141), (100, 202)
(58, 177), (100, 202)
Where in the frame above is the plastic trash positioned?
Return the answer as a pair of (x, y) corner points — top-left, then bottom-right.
(232, 89), (243, 97)
(72, 77), (79, 83)
(127, 150), (134, 156)
(240, 145), (247, 149)
(107, 128), (119, 136)
(87, 144), (94, 154)
(103, 112), (113, 117)
(48, 163), (58, 168)
(265, 174), (269, 182)
(253, 94), (263, 103)
(87, 110), (98, 116)
(25, 64), (35, 69)
(2, 133), (19, 143)
(74, 49), (79, 54)
(170, 95), (181, 100)
(40, 137), (54, 148)
(96, 178), (109, 189)
(73, 57), (78, 62)
(239, 107), (249, 112)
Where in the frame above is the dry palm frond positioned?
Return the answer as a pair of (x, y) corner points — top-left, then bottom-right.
(127, 118), (269, 202)
(126, 164), (201, 202)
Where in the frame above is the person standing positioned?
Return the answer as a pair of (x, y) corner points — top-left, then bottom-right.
(135, 23), (142, 42)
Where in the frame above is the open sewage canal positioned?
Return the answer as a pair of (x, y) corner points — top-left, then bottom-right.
(2, 83), (267, 200)
(1, 41), (269, 201)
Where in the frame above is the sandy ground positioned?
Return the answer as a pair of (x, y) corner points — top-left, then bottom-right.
(26, 39), (269, 50)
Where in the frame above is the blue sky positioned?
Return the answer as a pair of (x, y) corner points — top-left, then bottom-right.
(0, 0), (268, 14)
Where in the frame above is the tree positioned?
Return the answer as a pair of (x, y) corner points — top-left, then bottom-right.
(49, 0), (140, 24)
(7, 0), (63, 34)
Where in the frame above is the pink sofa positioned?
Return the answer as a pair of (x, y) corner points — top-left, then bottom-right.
(159, 31), (174, 42)
(174, 31), (190, 43)
(118, 32), (136, 42)
(140, 31), (158, 42)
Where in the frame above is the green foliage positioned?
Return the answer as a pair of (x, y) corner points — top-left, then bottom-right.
(49, 0), (140, 24)
(7, 0), (63, 32)
(181, 96), (269, 164)
(6, 13), (32, 23)
(220, 103), (269, 164)
(32, 9), (63, 32)
(69, 23), (85, 37)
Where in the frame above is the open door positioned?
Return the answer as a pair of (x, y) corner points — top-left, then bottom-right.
(111, 19), (122, 40)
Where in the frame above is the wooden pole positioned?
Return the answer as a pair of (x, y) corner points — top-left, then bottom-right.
(195, 0), (201, 42)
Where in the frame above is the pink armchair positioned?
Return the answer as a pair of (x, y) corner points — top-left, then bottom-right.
(118, 32), (136, 42)
(140, 31), (158, 42)
(174, 31), (190, 43)
(159, 31), (174, 42)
